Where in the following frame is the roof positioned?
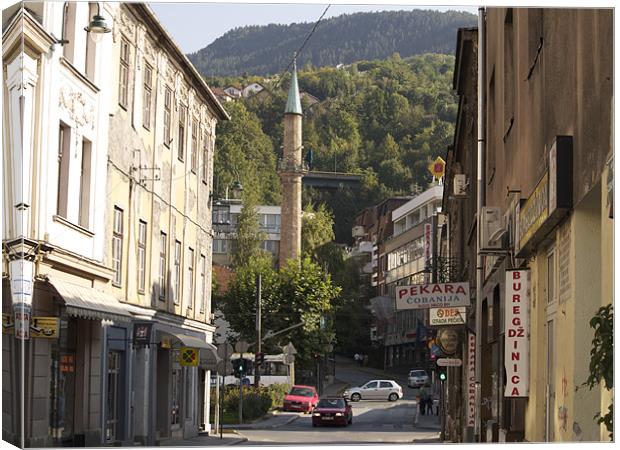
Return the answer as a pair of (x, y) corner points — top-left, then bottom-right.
(285, 61), (303, 115)
(130, 4), (229, 121)
(391, 185), (444, 222)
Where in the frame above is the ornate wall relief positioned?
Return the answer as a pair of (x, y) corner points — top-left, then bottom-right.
(58, 87), (95, 131)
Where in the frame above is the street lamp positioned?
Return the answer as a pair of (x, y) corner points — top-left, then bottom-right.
(231, 180), (243, 200)
(84, 3), (111, 43)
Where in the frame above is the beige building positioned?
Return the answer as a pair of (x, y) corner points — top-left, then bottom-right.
(104, 3), (228, 444)
(444, 8), (613, 443)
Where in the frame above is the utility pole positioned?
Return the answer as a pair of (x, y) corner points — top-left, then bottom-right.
(254, 273), (262, 388)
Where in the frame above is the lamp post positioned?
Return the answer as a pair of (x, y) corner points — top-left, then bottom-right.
(84, 3), (111, 42)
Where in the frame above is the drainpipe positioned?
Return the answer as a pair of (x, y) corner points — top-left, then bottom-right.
(475, 7), (486, 443)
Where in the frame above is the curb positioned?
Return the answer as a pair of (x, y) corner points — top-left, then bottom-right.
(226, 437), (248, 446)
(227, 413), (300, 431)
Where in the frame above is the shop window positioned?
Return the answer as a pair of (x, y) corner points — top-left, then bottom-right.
(49, 318), (77, 444)
(171, 368), (182, 426)
(184, 368), (192, 419)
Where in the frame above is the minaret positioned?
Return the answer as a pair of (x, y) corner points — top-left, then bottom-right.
(278, 59), (305, 268)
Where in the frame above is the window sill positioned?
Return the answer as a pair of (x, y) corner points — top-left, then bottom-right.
(53, 215), (95, 237)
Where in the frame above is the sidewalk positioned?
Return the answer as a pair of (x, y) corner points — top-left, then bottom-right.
(157, 432), (247, 446)
(222, 410), (300, 431)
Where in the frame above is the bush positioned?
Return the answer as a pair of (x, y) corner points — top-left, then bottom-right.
(266, 383), (290, 409)
(209, 383), (292, 423)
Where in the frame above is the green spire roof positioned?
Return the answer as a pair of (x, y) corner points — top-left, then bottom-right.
(285, 60), (302, 115)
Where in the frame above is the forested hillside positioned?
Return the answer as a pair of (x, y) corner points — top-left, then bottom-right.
(212, 54), (456, 243)
(189, 9), (475, 76)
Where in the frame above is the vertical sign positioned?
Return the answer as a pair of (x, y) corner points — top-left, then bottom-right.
(424, 222), (432, 282)
(505, 269), (530, 397)
(466, 332), (476, 427)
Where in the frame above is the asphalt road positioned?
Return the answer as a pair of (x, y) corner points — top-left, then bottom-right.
(235, 358), (440, 445)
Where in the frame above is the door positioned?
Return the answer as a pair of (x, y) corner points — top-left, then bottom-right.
(362, 381), (379, 399)
(106, 351), (122, 442)
(379, 381), (394, 400)
(545, 248), (557, 442)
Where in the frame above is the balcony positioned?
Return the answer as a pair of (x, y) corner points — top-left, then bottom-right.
(277, 158), (309, 174)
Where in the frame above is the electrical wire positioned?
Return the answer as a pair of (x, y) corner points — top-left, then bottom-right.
(273, 4), (331, 90)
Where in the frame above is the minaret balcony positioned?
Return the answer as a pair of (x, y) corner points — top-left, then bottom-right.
(277, 158), (309, 174)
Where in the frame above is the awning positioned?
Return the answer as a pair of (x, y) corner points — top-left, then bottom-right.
(157, 328), (220, 369)
(48, 278), (132, 323)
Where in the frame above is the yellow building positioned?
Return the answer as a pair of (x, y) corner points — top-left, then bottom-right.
(104, 3), (228, 444)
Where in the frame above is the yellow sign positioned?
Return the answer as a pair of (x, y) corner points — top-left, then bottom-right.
(2, 314), (13, 334)
(31, 317), (60, 338)
(180, 347), (199, 366)
(428, 157), (446, 181)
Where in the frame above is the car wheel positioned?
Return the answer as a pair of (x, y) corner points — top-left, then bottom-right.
(351, 393), (361, 402)
(388, 393), (398, 402)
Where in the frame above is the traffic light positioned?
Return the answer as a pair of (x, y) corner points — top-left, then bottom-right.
(232, 358), (247, 378)
(438, 367), (447, 382)
(255, 352), (264, 365)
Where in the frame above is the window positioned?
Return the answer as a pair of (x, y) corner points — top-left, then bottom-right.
(159, 232), (167, 300)
(547, 250), (556, 305)
(112, 207), (123, 286)
(364, 381), (378, 389)
(163, 87), (172, 146)
(187, 248), (194, 310)
(171, 367), (181, 426)
(202, 133), (210, 182)
(199, 254), (206, 313)
(380, 381), (393, 388)
(105, 351), (122, 441)
(138, 220), (147, 293)
(191, 120), (198, 173)
(57, 122), (70, 217)
(174, 241), (181, 304)
(178, 106), (186, 161)
(119, 38), (130, 108)
(213, 239), (228, 254)
(78, 138), (92, 228)
(262, 240), (279, 254)
(143, 64), (153, 129)
(62, 3), (76, 63)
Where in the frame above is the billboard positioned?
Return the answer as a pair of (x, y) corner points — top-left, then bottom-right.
(395, 282), (470, 310)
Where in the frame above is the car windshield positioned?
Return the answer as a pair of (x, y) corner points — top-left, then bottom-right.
(317, 398), (345, 409)
(289, 387), (315, 397)
(410, 371), (426, 376)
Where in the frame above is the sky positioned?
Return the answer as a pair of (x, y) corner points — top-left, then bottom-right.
(149, 1), (480, 54)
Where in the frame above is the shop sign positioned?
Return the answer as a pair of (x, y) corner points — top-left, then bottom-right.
(436, 327), (459, 355)
(437, 358), (462, 367)
(9, 259), (34, 306)
(133, 322), (153, 347)
(505, 270), (530, 397)
(467, 332), (476, 427)
(60, 354), (75, 373)
(395, 282), (470, 310)
(30, 317), (59, 338)
(2, 314), (13, 334)
(517, 136), (572, 257)
(180, 347), (199, 366)
(429, 307), (466, 326)
(14, 304), (31, 340)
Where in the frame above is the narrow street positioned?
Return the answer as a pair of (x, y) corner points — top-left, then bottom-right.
(234, 358), (440, 445)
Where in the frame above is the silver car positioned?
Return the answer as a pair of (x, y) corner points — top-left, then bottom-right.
(408, 369), (430, 388)
(342, 380), (403, 402)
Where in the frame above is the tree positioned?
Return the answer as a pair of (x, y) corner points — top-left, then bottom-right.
(582, 304), (613, 439)
(301, 203), (335, 261)
(231, 189), (266, 268)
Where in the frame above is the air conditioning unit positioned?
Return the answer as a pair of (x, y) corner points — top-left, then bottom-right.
(480, 207), (507, 251)
(352, 225), (365, 238)
(453, 174), (468, 197)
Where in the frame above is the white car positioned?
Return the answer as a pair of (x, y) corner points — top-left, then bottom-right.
(342, 380), (403, 402)
(408, 369), (430, 388)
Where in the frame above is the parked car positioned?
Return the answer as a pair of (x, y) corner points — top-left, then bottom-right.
(312, 398), (352, 427)
(408, 369), (430, 388)
(342, 380), (403, 402)
(282, 385), (319, 413)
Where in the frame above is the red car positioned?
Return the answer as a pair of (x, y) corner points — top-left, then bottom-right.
(312, 398), (353, 427)
(283, 385), (318, 413)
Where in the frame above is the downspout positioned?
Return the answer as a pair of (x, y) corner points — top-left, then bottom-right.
(475, 7), (486, 443)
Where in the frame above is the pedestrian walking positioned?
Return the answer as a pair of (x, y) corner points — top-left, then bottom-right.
(419, 387), (429, 416)
(354, 353), (360, 365)
(414, 395), (421, 425)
